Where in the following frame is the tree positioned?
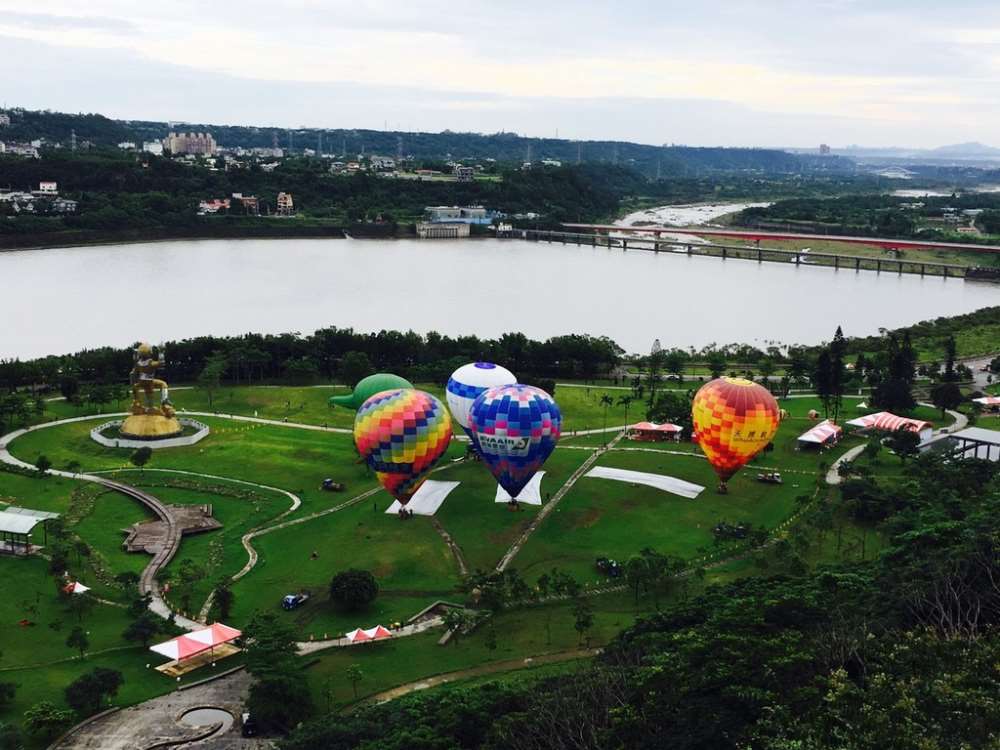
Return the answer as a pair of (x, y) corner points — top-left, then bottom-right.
(176, 558), (204, 614)
(812, 350), (833, 418)
(64, 668), (124, 715)
(283, 356), (320, 385)
(34, 454), (51, 476)
(130, 446), (152, 473)
(625, 555), (650, 604)
(930, 381), (962, 418)
(122, 612), (161, 648)
(196, 350), (228, 408)
(339, 351), (374, 387)
(244, 611), (299, 678)
(0, 722), (21, 750)
(616, 395), (634, 434)
(572, 597), (594, 646)
(66, 626), (89, 658)
(828, 326), (847, 424)
(58, 374), (80, 404)
(663, 350), (687, 381)
(599, 394), (613, 444)
(246, 674), (314, 734)
(0, 682), (15, 710)
(886, 426), (921, 463)
(706, 351), (727, 379)
(346, 664), (363, 699)
(442, 608), (475, 646)
(213, 580), (235, 620)
(329, 569), (379, 611)
(22, 701), (73, 741)
(942, 334), (958, 382)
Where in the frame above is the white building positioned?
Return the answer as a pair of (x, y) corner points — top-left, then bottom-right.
(37, 182), (58, 195)
(142, 141), (164, 156)
(117, 141), (137, 151)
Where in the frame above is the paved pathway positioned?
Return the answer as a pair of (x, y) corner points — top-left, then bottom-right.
(358, 648), (599, 706)
(51, 669), (269, 750)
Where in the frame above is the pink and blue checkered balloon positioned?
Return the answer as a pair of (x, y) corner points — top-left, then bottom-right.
(468, 384), (561, 500)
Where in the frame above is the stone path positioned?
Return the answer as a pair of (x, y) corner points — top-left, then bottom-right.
(51, 668), (269, 750)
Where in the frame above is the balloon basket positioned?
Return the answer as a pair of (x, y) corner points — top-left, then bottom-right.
(717, 481), (729, 495)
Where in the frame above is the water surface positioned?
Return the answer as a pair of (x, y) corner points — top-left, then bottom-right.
(0, 237), (996, 358)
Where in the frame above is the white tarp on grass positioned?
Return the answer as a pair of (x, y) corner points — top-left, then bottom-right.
(584, 466), (705, 499)
(386, 480), (461, 516)
(494, 471), (545, 505)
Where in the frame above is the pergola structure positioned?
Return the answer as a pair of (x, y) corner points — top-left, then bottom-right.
(0, 506), (61, 556)
(947, 427), (1000, 462)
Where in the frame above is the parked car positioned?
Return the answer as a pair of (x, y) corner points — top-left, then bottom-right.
(281, 592), (310, 610)
(321, 478), (345, 492)
(241, 713), (258, 737)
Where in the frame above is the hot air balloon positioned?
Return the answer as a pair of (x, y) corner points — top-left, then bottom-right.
(446, 362), (517, 437)
(354, 389), (453, 505)
(330, 373), (413, 411)
(692, 377), (780, 493)
(468, 384), (561, 500)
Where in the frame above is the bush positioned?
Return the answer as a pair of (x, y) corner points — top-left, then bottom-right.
(329, 569), (379, 611)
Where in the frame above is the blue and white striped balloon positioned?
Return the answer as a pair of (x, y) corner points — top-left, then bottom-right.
(446, 362), (517, 437)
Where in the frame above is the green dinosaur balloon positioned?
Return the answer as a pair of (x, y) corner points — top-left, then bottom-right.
(329, 373), (414, 410)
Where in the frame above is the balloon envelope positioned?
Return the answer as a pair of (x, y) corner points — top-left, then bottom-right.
(692, 377), (780, 484)
(330, 373), (413, 411)
(446, 362), (517, 435)
(468, 384), (561, 499)
(354, 389), (453, 504)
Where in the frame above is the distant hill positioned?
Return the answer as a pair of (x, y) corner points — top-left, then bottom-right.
(928, 142), (1000, 156)
(0, 107), (856, 178)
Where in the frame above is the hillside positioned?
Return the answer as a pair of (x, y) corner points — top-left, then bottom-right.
(0, 108), (856, 178)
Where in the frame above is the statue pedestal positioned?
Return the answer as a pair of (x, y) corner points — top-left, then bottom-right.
(120, 414), (183, 439)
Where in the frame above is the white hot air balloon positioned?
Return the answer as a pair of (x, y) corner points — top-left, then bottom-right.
(445, 362), (517, 436)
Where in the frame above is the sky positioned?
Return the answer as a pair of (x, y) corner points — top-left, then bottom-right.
(2, 0), (998, 148)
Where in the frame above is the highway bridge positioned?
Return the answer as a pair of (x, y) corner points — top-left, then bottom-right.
(561, 224), (1000, 254)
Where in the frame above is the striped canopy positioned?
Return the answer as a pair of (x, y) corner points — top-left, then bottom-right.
(973, 396), (1000, 407)
(797, 419), (842, 444)
(847, 411), (931, 434)
(345, 625), (393, 643)
(630, 422), (683, 432)
(150, 623), (242, 661)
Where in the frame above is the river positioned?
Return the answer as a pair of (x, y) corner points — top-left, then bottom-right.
(1, 234), (997, 359)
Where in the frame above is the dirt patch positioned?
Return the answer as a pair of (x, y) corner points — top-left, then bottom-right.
(573, 508), (604, 529)
(372, 560), (395, 578)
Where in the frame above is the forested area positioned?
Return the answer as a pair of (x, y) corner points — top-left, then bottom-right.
(280, 453), (1000, 750)
(2, 108), (854, 177)
(735, 192), (1000, 242)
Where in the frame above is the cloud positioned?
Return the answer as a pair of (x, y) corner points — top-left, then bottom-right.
(0, 11), (135, 33)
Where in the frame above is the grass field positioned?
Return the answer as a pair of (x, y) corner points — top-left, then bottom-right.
(0, 381), (937, 742)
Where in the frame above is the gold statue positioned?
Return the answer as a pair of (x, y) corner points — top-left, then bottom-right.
(120, 342), (183, 439)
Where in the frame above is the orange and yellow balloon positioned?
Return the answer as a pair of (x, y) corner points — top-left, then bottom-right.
(692, 377), (781, 493)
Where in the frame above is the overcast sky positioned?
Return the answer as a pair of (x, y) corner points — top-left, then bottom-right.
(2, 0), (998, 148)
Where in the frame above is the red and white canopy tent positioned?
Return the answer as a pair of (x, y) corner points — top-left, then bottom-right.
(797, 419), (842, 448)
(846, 411), (934, 442)
(628, 421), (684, 442)
(973, 396), (1000, 412)
(62, 581), (90, 595)
(150, 622), (242, 662)
(345, 625), (393, 644)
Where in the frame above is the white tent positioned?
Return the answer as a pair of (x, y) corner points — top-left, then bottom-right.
(63, 581), (90, 595)
(797, 419), (842, 447)
(385, 480), (460, 516)
(495, 471), (545, 505)
(150, 623), (242, 661)
(584, 466), (705, 499)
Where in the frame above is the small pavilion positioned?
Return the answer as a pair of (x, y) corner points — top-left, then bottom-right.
(150, 622), (243, 677)
(0, 506), (61, 556)
(628, 422), (684, 442)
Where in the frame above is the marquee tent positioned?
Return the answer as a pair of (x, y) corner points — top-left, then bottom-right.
(62, 581), (90, 595)
(346, 625), (393, 643)
(495, 471), (545, 505)
(846, 411), (933, 442)
(797, 419), (842, 448)
(973, 396), (1000, 412)
(150, 623), (242, 662)
(628, 422), (683, 441)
